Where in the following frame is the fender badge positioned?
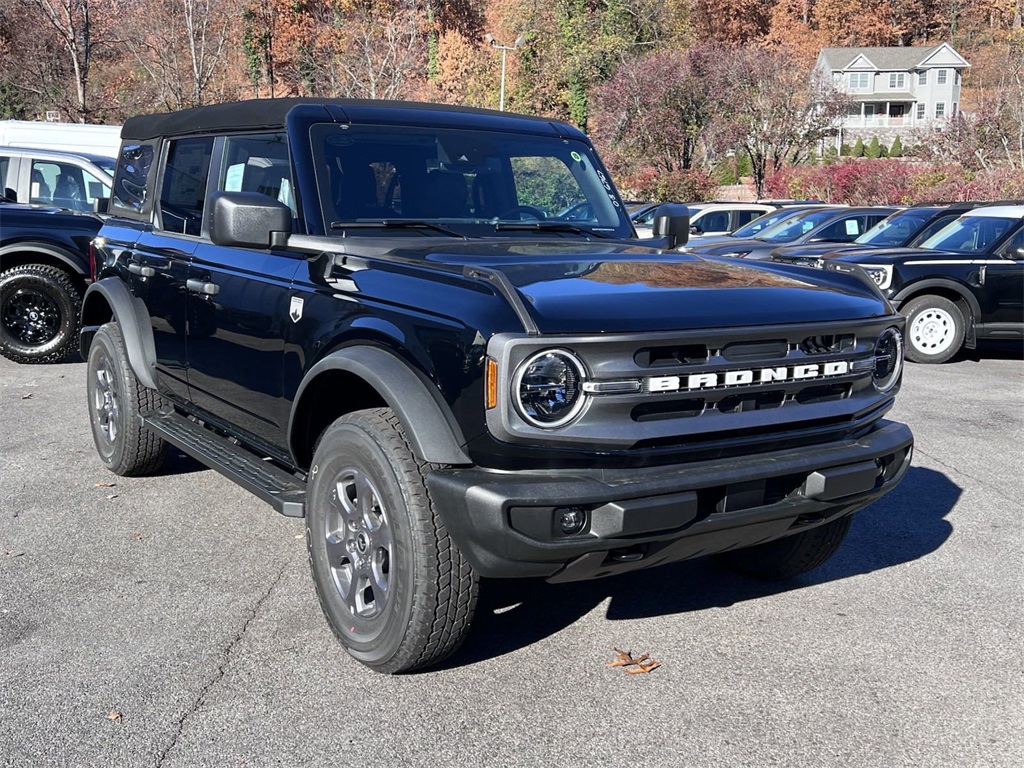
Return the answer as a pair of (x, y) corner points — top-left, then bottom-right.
(289, 296), (304, 323)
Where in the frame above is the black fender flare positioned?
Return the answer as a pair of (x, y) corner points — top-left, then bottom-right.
(891, 278), (982, 318)
(289, 346), (472, 466)
(80, 277), (159, 390)
(0, 242), (88, 276)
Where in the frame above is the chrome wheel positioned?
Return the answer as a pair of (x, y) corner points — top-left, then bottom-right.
(909, 306), (956, 355)
(324, 467), (392, 619)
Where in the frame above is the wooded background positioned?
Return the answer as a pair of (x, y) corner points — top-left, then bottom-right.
(1, 1), (1022, 202)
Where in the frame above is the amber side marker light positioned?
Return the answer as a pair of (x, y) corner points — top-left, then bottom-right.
(486, 357), (499, 409)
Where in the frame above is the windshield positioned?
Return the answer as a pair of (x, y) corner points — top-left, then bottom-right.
(310, 124), (632, 238)
(918, 214), (1019, 254)
(856, 210), (935, 246)
(754, 209), (839, 243)
(731, 208), (801, 238)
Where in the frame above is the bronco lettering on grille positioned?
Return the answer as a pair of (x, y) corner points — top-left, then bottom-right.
(646, 361), (851, 393)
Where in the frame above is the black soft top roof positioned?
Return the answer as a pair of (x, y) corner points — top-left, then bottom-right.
(121, 98), (585, 142)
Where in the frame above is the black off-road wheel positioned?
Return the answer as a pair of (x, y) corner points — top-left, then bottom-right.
(0, 264), (82, 364)
(86, 322), (166, 476)
(306, 408), (479, 673)
(901, 294), (965, 364)
(713, 515), (853, 581)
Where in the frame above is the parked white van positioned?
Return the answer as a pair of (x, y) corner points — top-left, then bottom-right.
(0, 120), (122, 156)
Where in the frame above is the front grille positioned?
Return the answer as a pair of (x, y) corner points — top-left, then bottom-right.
(487, 317), (900, 451)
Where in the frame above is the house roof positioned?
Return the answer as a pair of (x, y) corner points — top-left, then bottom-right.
(819, 44), (968, 72)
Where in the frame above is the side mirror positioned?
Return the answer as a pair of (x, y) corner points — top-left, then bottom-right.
(3, 187), (16, 202)
(689, 224), (703, 236)
(210, 191), (292, 249)
(652, 204), (690, 250)
(93, 197), (110, 214)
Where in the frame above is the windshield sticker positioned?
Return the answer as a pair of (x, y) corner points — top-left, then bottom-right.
(570, 151), (582, 162)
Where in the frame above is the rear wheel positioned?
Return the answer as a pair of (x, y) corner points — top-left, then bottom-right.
(713, 516), (853, 580)
(901, 295), (965, 364)
(306, 408), (478, 673)
(86, 322), (166, 476)
(0, 264), (82, 364)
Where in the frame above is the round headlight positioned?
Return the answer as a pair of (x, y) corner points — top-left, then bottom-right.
(873, 327), (903, 392)
(513, 349), (587, 428)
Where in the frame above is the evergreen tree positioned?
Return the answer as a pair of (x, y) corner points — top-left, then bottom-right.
(852, 137), (865, 157)
(865, 136), (881, 158)
(889, 135), (904, 157)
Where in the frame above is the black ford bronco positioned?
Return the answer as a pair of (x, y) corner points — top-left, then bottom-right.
(81, 99), (913, 673)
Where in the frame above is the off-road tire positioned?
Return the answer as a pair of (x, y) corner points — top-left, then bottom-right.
(0, 264), (82, 364)
(86, 322), (166, 476)
(901, 294), (965, 364)
(306, 408), (478, 673)
(714, 515), (853, 581)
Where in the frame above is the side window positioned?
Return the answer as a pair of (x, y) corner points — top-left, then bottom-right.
(159, 137), (214, 236)
(30, 160), (61, 204)
(817, 217), (862, 241)
(112, 144), (156, 213)
(1002, 228), (1024, 259)
(36, 160), (97, 211)
(0, 156), (10, 195)
(735, 210), (762, 228)
(218, 133), (295, 215)
(697, 211), (730, 233)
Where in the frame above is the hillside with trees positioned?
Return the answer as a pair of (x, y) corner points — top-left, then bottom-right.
(1, 0), (1021, 202)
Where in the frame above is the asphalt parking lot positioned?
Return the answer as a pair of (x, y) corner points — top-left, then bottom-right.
(1, 342), (1021, 768)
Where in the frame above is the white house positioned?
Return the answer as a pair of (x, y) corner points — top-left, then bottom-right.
(814, 43), (970, 146)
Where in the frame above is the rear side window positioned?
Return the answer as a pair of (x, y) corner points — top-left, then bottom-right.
(112, 144), (156, 213)
(734, 210), (763, 228)
(0, 156), (10, 194)
(695, 210), (730, 233)
(158, 137), (215, 236)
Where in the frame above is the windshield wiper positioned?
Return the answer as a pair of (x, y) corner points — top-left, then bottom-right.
(494, 221), (611, 238)
(330, 219), (466, 238)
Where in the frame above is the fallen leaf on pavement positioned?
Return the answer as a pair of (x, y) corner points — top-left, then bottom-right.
(607, 647), (661, 674)
(21, 393), (33, 400)
(106, 711), (122, 722)
(93, 482), (116, 488)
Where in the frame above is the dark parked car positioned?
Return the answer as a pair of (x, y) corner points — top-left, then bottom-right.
(770, 203), (986, 266)
(81, 98), (912, 673)
(821, 205), (1024, 362)
(0, 200), (100, 362)
(680, 204), (840, 249)
(688, 206), (898, 260)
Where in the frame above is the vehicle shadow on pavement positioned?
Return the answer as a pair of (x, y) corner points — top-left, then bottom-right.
(447, 466), (958, 668)
(955, 339), (1023, 362)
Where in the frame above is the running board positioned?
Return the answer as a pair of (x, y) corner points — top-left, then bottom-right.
(141, 410), (306, 518)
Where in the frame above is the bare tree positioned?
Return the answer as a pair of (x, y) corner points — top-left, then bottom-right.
(28, 0), (93, 120)
(121, 0), (236, 110)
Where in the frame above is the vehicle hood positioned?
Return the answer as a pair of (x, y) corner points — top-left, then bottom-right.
(391, 240), (890, 333)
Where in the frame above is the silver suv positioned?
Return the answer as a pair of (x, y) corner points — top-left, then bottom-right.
(0, 146), (114, 212)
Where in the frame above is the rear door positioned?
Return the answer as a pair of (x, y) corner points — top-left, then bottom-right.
(978, 226), (1024, 326)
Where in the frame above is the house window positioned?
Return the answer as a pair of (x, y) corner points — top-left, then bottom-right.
(848, 72), (870, 89)
(955, 71), (961, 85)
(889, 73), (906, 89)
(935, 102), (946, 119)
(916, 103), (926, 120)
(952, 102), (958, 116)
(937, 69), (947, 85)
(918, 71), (927, 85)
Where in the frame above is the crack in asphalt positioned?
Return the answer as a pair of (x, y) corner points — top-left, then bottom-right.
(154, 563), (288, 768)
(914, 447), (1023, 505)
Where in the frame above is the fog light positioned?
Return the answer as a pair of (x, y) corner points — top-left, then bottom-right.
(556, 506), (587, 535)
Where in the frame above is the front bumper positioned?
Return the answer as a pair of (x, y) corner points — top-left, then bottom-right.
(426, 420), (913, 582)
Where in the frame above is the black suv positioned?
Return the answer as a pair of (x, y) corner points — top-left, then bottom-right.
(81, 99), (913, 673)
(0, 200), (101, 363)
(793, 205), (1024, 363)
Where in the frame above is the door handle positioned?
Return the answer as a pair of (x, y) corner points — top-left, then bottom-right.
(127, 262), (155, 277)
(186, 278), (219, 296)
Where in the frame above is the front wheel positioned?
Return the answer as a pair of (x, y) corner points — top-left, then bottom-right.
(306, 408), (478, 673)
(0, 264), (82, 364)
(901, 295), (965, 364)
(713, 515), (853, 580)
